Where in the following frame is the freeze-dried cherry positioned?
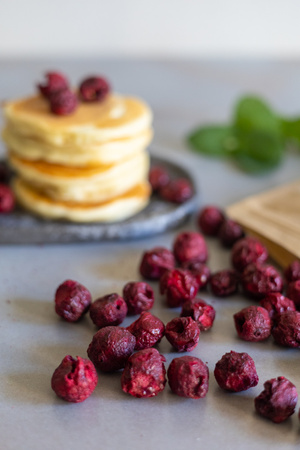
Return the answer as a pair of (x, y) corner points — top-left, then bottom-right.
(127, 311), (165, 350)
(255, 376), (298, 423)
(180, 260), (210, 289)
(173, 231), (208, 264)
(54, 279), (91, 322)
(181, 298), (215, 331)
(160, 268), (199, 307)
(121, 348), (166, 398)
(271, 311), (300, 348)
(218, 219), (244, 248)
(49, 88), (78, 115)
(284, 260), (300, 283)
(260, 292), (295, 324)
(87, 326), (136, 372)
(167, 356), (209, 399)
(38, 71), (69, 98)
(79, 76), (110, 102)
(149, 166), (170, 192)
(139, 247), (175, 280)
(214, 351), (258, 392)
(231, 236), (268, 272)
(51, 355), (97, 403)
(122, 281), (154, 315)
(234, 305), (271, 342)
(89, 293), (127, 328)
(209, 269), (239, 297)
(0, 184), (15, 213)
(197, 205), (225, 236)
(165, 317), (200, 352)
(241, 263), (283, 299)
(159, 178), (193, 203)
(286, 280), (300, 309)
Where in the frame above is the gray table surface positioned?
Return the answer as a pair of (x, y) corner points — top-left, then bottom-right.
(1, 58), (300, 450)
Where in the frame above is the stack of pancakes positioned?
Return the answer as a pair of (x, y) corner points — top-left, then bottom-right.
(2, 92), (153, 222)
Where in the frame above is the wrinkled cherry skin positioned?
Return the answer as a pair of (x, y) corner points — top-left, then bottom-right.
(49, 88), (78, 115)
(139, 247), (175, 280)
(286, 280), (300, 310)
(197, 205), (225, 236)
(159, 178), (193, 203)
(214, 351), (258, 392)
(234, 306), (271, 342)
(231, 236), (268, 272)
(260, 292), (295, 325)
(51, 355), (98, 403)
(173, 231), (208, 264)
(0, 184), (15, 213)
(218, 219), (245, 248)
(38, 71), (69, 98)
(127, 311), (165, 350)
(122, 282), (154, 315)
(255, 376), (298, 423)
(284, 260), (300, 283)
(55, 279), (92, 322)
(271, 311), (300, 348)
(209, 269), (239, 297)
(165, 317), (200, 352)
(79, 76), (110, 102)
(181, 260), (210, 289)
(87, 326), (136, 372)
(181, 298), (215, 331)
(160, 268), (199, 307)
(149, 166), (170, 192)
(241, 263), (283, 299)
(167, 356), (209, 399)
(121, 348), (166, 398)
(89, 293), (127, 328)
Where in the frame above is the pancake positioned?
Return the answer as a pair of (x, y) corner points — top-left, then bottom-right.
(13, 178), (151, 223)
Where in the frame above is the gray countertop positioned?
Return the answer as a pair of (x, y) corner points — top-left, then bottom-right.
(1, 58), (300, 450)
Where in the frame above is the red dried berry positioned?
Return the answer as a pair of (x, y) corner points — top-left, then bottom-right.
(121, 348), (166, 398)
(234, 306), (271, 342)
(159, 178), (193, 203)
(0, 184), (15, 213)
(127, 311), (165, 350)
(38, 71), (69, 98)
(165, 317), (200, 352)
(89, 293), (127, 328)
(286, 280), (300, 309)
(241, 263), (283, 299)
(122, 281), (154, 315)
(197, 205), (225, 236)
(139, 247), (175, 280)
(173, 231), (208, 264)
(181, 260), (211, 289)
(167, 356), (209, 399)
(149, 166), (170, 192)
(218, 219), (244, 248)
(49, 88), (78, 115)
(260, 292), (295, 324)
(79, 76), (110, 102)
(87, 326), (136, 372)
(160, 268), (199, 307)
(271, 311), (300, 348)
(231, 236), (268, 272)
(209, 269), (239, 297)
(284, 260), (300, 283)
(51, 355), (97, 403)
(181, 298), (215, 331)
(54, 279), (91, 322)
(214, 351), (258, 392)
(255, 376), (298, 423)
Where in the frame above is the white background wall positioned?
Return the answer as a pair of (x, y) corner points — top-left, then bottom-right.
(1, 0), (300, 58)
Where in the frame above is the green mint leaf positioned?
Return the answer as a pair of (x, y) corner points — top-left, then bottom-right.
(280, 117), (300, 146)
(187, 125), (238, 157)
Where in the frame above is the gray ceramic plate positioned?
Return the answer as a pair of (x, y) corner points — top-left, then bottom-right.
(0, 155), (197, 244)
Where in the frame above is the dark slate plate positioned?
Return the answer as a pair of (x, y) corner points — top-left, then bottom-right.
(0, 155), (197, 244)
